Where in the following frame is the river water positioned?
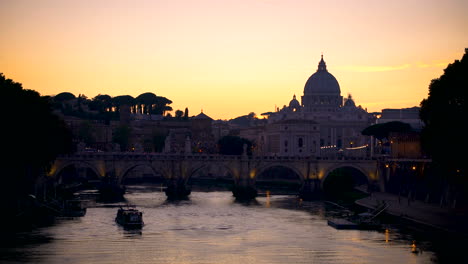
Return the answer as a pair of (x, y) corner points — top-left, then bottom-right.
(0, 186), (447, 263)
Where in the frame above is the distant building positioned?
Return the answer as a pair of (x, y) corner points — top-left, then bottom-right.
(251, 56), (374, 157)
(377, 107), (423, 130)
(388, 131), (424, 159)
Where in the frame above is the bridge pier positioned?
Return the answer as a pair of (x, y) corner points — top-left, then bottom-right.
(298, 179), (322, 200)
(98, 173), (125, 202)
(232, 157), (257, 200)
(165, 178), (191, 200)
(232, 177), (257, 200)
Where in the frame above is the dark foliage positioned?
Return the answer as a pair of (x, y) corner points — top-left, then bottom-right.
(112, 125), (132, 151)
(228, 112), (267, 127)
(217, 135), (253, 155)
(420, 51), (468, 178)
(1, 73), (73, 208)
(361, 121), (412, 142)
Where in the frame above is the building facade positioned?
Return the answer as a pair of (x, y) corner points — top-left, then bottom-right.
(255, 56), (374, 157)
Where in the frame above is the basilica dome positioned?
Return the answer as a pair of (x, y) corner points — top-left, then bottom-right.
(289, 94), (301, 109)
(304, 56), (341, 95)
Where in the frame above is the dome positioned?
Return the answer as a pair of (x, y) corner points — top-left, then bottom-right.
(304, 56), (341, 95)
(289, 94), (301, 109)
(343, 94), (356, 107)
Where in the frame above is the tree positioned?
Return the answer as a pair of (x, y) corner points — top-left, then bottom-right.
(112, 125), (132, 151)
(361, 121), (412, 144)
(154, 96), (173, 115)
(136, 92), (158, 114)
(77, 121), (95, 146)
(89, 94), (112, 113)
(1, 73), (73, 212)
(419, 50), (468, 190)
(175, 109), (184, 119)
(184, 107), (189, 120)
(218, 135), (253, 155)
(54, 92), (76, 102)
(112, 95), (135, 113)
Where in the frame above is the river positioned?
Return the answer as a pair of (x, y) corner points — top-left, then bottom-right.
(0, 186), (455, 263)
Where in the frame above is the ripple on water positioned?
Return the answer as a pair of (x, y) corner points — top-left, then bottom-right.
(0, 190), (437, 264)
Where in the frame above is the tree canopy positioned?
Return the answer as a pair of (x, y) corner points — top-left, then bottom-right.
(361, 121), (412, 142)
(217, 135), (253, 155)
(420, 50), (468, 176)
(54, 92), (76, 102)
(1, 73), (73, 204)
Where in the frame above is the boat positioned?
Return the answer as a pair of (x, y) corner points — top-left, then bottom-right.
(328, 201), (389, 230)
(115, 205), (144, 228)
(61, 200), (87, 217)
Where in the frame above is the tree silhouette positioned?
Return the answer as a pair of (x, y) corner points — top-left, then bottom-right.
(136, 92), (158, 114)
(89, 94), (112, 113)
(420, 50), (468, 181)
(175, 109), (184, 119)
(184, 107), (189, 119)
(54, 92), (76, 102)
(154, 96), (173, 115)
(218, 135), (253, 155)
(112, 125), (132, 151)
(112, 95), (135, 113)
(1, 73), (73, 212)
(362, 121), (412, 144)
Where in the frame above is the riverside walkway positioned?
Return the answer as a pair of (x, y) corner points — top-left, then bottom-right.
(355, 190), (468, 236)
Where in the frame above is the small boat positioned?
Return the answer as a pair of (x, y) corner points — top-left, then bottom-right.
(61, 200), (87, 217)
(115, 205), (144, 228)
(328, 202), (388, 230)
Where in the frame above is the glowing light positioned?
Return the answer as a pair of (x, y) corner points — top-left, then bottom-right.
(265, 190), (271, 208)
(249, 169), (256, 179)
(48, 164), (57, 177)
(318, 169), (325, 180)
(411, 241), (418, 254)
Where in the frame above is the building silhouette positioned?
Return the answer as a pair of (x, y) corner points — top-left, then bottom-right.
(243, 56), (374, 157)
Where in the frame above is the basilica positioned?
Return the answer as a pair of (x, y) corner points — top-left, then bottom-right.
(252, 56), (374, 157)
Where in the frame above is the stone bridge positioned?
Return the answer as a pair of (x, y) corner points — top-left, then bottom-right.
(49, 152), (381, 199)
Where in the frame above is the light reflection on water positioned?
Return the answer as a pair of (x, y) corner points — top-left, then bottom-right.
(1, 188), (434, 264)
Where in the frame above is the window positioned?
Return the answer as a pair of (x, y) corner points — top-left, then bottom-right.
(298, 138), (303, 147)
(284, 140), (288, 147)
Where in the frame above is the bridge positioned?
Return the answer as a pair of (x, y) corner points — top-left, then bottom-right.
(50, 152), (385, 199)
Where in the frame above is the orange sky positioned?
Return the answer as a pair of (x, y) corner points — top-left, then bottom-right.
(1, 0), (467, 120)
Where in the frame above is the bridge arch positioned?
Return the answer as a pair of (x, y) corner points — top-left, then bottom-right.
(51, 160), (102, 182)
(188, 163), (236, 182)
(254, 163), (304, 194)
(119, 162), (169, 185)
(255, 163), (305, 182)
(321, 164), (370, 193)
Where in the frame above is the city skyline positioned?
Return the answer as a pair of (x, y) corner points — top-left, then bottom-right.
(1, 0), (467, 119)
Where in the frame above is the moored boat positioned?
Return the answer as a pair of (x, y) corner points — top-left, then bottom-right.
(61, 200), (87, 217)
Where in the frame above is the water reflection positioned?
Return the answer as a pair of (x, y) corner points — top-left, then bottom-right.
(0, 189), (443, 264)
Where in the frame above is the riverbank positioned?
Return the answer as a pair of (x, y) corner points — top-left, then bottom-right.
(355, 190), (468, 236)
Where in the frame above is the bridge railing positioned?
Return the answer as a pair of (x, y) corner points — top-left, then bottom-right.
(57, 152), (377, 162)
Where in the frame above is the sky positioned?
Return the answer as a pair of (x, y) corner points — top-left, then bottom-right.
(1, 0), (467, 120)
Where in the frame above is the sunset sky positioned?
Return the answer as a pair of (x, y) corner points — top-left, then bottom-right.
(1, 0), (467, 120)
